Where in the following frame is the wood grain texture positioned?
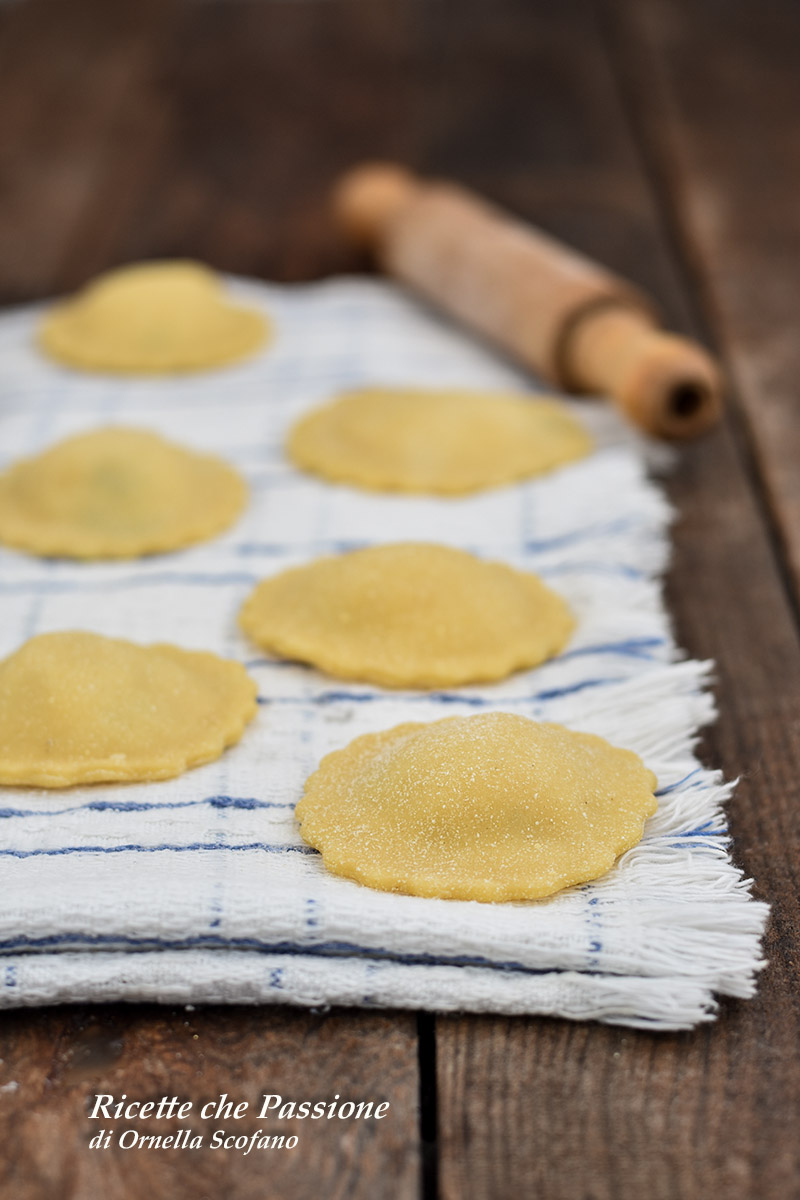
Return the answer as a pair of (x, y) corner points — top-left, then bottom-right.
(0, 1005), (420, 1200)
(0, 4), (425, 1198)
(439, 423), (800, 1200)
(607, 0), (800, 599)
(434, 1), (800, 1198)
(43, 0), (434, 292)
(1, 0), (799, 1197)
(0, 0), (172, 303)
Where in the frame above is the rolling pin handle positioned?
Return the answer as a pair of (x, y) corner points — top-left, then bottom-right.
(563, 304), (723, 440)
(333, 162), (723, 441)
(333, 162), (417, 246)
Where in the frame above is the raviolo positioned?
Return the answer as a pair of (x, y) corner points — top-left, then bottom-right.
(0, 426), (247, 559)
(0, 631), (258, 787)
(288, 386), (591, 494)
(296, 712), (658, 901)
(39, 260), (269, 373)
(238, 542), (574, 688)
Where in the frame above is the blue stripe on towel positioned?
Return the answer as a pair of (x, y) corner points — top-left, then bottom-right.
(257, 677), (623, 708)
(0, 795), (295, 820)
(0, 571), (260, 595)
(0, 841), (318, 859)
(0, 930), (560, 976)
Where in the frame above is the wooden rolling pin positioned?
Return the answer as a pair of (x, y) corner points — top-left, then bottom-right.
(333, 163), (722, 439)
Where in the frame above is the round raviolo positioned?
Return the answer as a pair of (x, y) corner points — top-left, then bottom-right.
(288, 386), (591, 494)
(239, 542), (574, 688)
(0, 631), (258, 787)
(0, 426), (247, 559)
(296, 712), (658, 901)
(39, 260), (269, 373)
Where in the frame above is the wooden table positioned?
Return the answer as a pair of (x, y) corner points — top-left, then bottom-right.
(1, 1), (799, 1196)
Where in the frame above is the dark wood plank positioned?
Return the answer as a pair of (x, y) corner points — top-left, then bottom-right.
(0, 1005), (420, 1200)
(58, 0), (434, 289)
(0, 0), (173, 304)
(0, 4), (425, 1196)
(2, 0), (800, 1197)
(439, 423), (800, 1200)
(605, 0), (800, 601)
(429, 1), (800, 1197)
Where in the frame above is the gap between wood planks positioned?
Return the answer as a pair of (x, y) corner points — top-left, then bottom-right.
(417, 1013), (439, 1200)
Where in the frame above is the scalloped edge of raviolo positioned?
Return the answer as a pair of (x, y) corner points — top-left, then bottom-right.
(238, 543), (575, 688)
(296, 713), (659, 902)
(39, 260), (270, 374)
(288, 387), (592, 494)
(0, 427), (248, 560)
(0, 631), (258, 787)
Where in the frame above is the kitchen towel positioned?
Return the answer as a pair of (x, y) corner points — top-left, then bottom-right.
(0, 277), (768, 1029)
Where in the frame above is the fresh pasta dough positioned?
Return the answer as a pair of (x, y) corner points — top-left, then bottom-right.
(0, 631), (258, 787)
(296, 712), (658, 901)
(39, 260), (269, 373)
(288, 386), (591, 494)
(239, 542), (574, 688)
(0, 426), (247, 559)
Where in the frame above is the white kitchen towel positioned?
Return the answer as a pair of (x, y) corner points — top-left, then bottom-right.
(0, 277), (767, 1030)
